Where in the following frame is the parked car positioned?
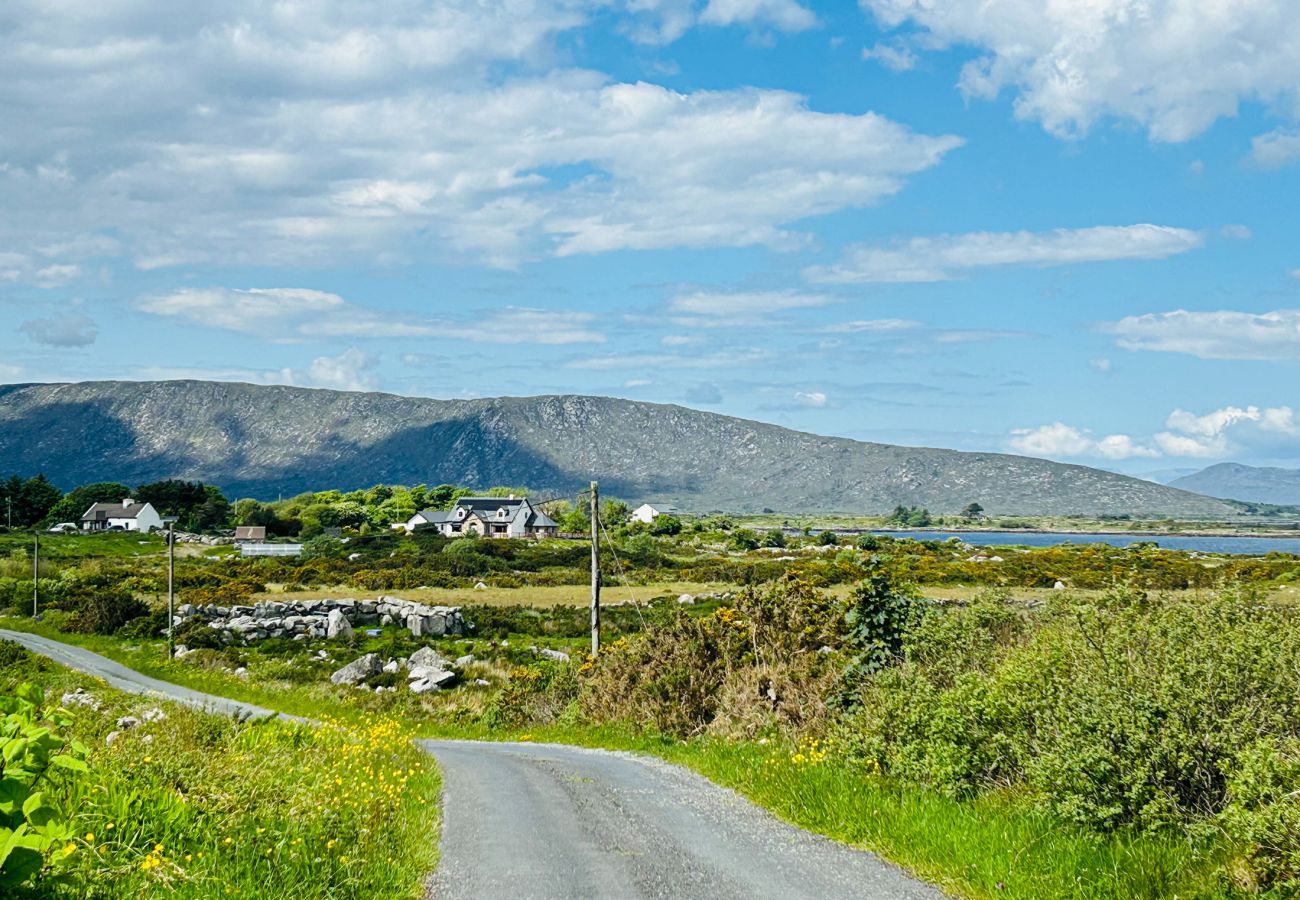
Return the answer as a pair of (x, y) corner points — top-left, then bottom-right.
(47, 522), (79, 533)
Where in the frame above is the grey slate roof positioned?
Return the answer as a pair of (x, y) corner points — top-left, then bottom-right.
(82, 501), (150, 521)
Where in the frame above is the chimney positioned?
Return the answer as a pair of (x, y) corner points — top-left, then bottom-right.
(509, 493), (516, 500)
(122, 497), (135, 507)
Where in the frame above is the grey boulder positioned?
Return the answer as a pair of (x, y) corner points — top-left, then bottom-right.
(330, 652), (382, 685)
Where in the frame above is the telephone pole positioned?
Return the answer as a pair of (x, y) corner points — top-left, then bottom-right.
(32, 529), (39, 618)
(590, 481), (600, 657)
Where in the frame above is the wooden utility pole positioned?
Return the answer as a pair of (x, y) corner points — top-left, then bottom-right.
(590, 481), (600, 657)
(32, 530), (39, 618)
(167, 520), (176, 660)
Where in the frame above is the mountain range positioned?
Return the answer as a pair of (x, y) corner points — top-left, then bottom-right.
(1169, 463), (1300, 507)
(0, 380), (1235, 517)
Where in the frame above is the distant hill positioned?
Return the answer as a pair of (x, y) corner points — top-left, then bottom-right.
(1170, 463), (1300, 506)
(0, 380), (1235, 517)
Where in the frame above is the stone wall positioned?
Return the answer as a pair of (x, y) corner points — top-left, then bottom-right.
(173, 595), (468, 642)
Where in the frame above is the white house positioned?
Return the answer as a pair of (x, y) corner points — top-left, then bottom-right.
(401, 496), (559, 539)
(80, 498), (164, 533)
(631, 503), (679, 524)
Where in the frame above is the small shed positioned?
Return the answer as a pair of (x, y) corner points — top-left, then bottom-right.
(233, 526), (267, 543)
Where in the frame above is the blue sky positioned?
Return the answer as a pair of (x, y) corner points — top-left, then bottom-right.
(2, 0), (1298, 474)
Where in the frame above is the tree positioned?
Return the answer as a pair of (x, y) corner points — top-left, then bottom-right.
(961, 502), (985, 521)
(41, 482), (131, 526)
(648, 514), (682, 536)
(136, 479), (230, 531)
(760, 528), (787, 548)
(816, 530), (839, 546)
(729, 528), (760, 551)
(0, 475), (61, 528)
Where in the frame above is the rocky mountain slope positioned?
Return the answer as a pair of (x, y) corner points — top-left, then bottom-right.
(1170, 463), (1300, 506)
(0, 380), (1233, 516)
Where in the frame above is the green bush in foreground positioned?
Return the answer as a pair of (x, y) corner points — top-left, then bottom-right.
(0, 683), (89, 891)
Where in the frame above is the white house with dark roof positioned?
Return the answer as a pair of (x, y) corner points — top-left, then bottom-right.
(401, 496), (559, 539)
(80, 498), (164, 533)
(631, 503), (680, 524)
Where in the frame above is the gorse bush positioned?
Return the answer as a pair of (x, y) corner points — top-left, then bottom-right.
(63, 590), (149, 636)
(839, 586), (1300, 890)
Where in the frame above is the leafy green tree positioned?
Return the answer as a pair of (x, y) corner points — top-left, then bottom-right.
(961, 502), (985, 520)
(40, 482), (130, 526)
(842, 572), (923, 678)
(729, 528), (760, 551)
(648, 514), (683, 536)
(817, 530), (839, 546)
(0, 475), (61, 528)
(760, 528), (787, 548)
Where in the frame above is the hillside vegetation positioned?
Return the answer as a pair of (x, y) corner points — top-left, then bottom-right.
(0, 380), (1234, 517)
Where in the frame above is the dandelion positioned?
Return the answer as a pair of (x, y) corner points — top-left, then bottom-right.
(84, 832), (94, 843)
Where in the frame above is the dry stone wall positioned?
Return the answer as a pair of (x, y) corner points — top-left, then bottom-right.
(173, 595), (468, 642)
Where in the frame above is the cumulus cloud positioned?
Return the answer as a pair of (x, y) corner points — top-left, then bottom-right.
(1251, 130), (1300, 169)
(18, 314), (98, 347)
(699, 0), (817, 32)
(862, 42), (917, 72)
(1009, 422), (1156, 460)
(0, 4), (959, 270)
(794, 389), (827, 407)
(862, 0), (1300, 142)
(1011, 404), (1300, 462)
(136, 287), (603, 345)
(1103, 309), (1300, 360)
(805, 224), (1202, 283)
(566, 348), (768, 369)
(273, 348), (380, 392)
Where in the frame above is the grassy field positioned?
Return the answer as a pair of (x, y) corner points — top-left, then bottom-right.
(0, 645), (440, 898)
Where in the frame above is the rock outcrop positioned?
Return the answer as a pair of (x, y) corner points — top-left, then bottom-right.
(172, 596), (468, 642)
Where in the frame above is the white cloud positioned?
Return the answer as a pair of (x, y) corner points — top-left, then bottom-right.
(1009, 423), (1157, 460)
(862, 0), (1300, 142)
(670, 288), (832, 323)
(18, 314), (98, 347)
(862, 42), (917, 72)
(566, 348), (768, 369)
(1012, 404), (1300, 462)
(1103, 309), (1300, 360)
(136, 287), (604, 345)
(816, 318), (921, 333)
(0, 5), (960, 270)
(273, 348), (380, 392)
(794, 390), (827, 407)
(1251, 129), (1300, 169)
(1220, 224), (1252, 240)
(699, 0), (817, 32)
(806, 224), (1202, 283)
(1090, 357), (1112, 373)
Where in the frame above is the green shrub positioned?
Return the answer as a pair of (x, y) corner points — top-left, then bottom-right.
(62, 590), (149, 636)
(0, 682), (90, 890)
(170, 617), (224, 650)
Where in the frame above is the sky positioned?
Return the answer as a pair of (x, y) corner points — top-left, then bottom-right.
(1, 0), (1298, 475)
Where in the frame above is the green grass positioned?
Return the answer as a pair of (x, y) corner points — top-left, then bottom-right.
(4, 622), (1239, 900)
(1, 649), (440, 898)
(0, 531), (169, 562)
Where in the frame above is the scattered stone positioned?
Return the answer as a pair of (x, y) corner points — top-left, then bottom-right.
(677, 593), (695, 605)
(60, 688), (101, 710)
(532, 647), (570, 662)
(409, 646), (450, 671)
(474, 678), (491, 687)
(174, 645), (192, 658)
(233, 667), (249, 679)
(142, 708), (167, 723)
(330, 652), (382, 685)
(409, 669), (458, 693)
(326, 609), (354, 641)
(473, 581), (488, 590)
(1053, 580), (1066, 590)
(116, 715), (142, 731)
(454, 654), (475, 667)
(104, 730), (122, 746)
(382, 659), (400, 674)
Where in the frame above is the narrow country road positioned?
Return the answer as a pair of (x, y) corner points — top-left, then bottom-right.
(0, 628), (301, 722)
(422, 739), (944, 900)
(4, 629), (943, 899)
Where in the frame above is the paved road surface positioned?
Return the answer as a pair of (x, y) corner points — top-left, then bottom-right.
(4, 629), (943, 899)
(422, 739), (944, 900)
(0, 628), (302, 722)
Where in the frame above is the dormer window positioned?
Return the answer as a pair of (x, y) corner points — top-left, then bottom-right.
(457, 507), (466, 519)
